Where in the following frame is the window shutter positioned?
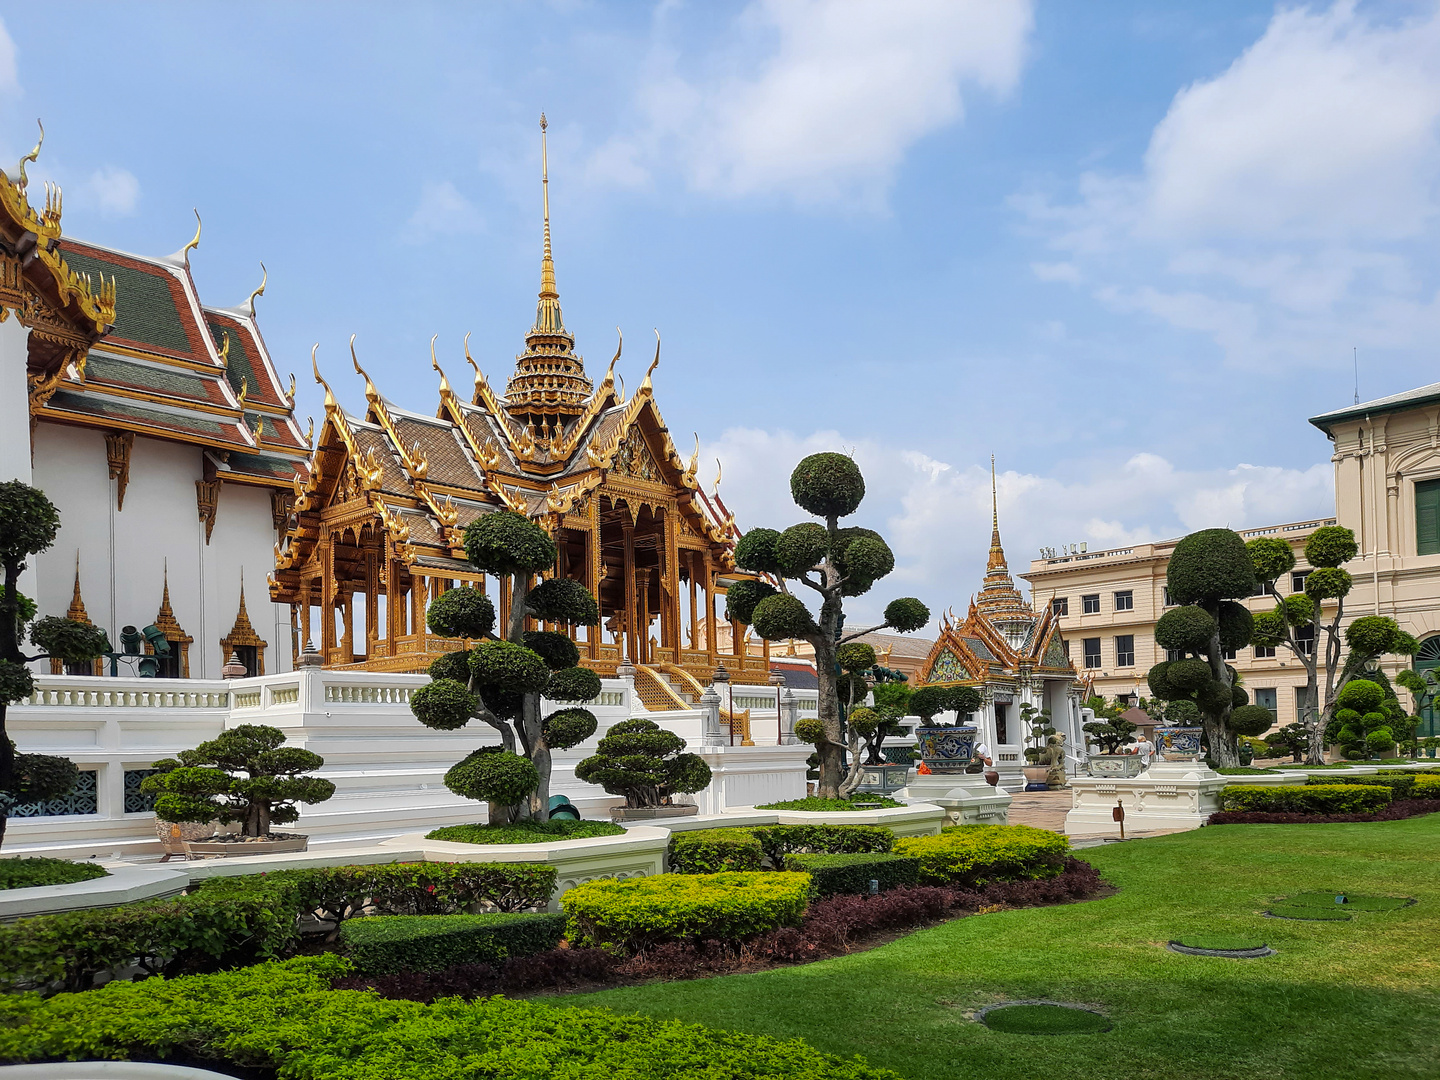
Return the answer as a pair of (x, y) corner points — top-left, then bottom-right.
(1417, 480), (1440, 555)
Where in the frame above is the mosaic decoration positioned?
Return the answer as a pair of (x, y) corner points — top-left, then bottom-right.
(124, 768), (160, 814)
(612, 428), (659, 481)
(927, 648), (969, 683)
(1155, 725), (1203, 761)
(12, 770), (98, 817)
(915, 724), (978, 774)
(1043, 634), (1069, 667)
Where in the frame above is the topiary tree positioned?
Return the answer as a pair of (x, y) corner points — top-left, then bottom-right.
(407, 510), (602, 824)
(0, 481), (110, 848)
(1142, 528), (1259, 767)
(1020, 702), (1056, 764)
(574, 718), (711, 809)
(1264, 722), (1309, 762)
(1248, 527), (1415, 764)
(140, 723), (335, 837)
(1081, 696), (1138, 755)
(729, 453), (930, 797)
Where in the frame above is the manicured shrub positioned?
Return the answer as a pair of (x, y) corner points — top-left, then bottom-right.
(425, 819), (623, 844)
(783, 853), (920, 896)
(574, 718), (712, 808)
(1412, 774), (1440, 798)
(541, 706), (598, 749)
(747, 823), (895, 863)
(1303, 773), (1417, 798)
(339, 912), (566, 974)
(0, 955), (902, 1080)
(425, 586), (495, 639)
(0, 861), (555, 993)
(0, 857), (107, 891)
(790, 452), (866, 518)
(724, 578), (778, 623)
(444, 746), (540, 805)
(1221, 783), (1392, 814)
(893, 824), (1070, 887)
(757, 795), (905, 811)
(561, 872), (811, 952)
(525, 577), (601, 625)
(668, 828), (765, 874)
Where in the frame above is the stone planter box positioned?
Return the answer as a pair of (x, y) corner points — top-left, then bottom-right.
(853, 762), (911, 794)
(773, 802), (945, 837)
(609, 804), (700, 823)
(184, 834), (309, 859)
(1088, 754), (1145, 779)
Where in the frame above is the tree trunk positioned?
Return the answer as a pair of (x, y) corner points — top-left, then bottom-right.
(1, 558), (21, 851)
(505, 572), (550, 823)
(1203, 609), (1241, 768)
(1303, 664), (1325, 766)
(813, 625), (843, 798)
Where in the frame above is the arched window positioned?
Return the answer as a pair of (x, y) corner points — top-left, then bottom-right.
(1412, 636), (1440, 738)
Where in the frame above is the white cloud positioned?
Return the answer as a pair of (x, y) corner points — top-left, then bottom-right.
(406, 180), (484, 240)
(1019, 1), (1440, 370)
(594, 0), (1034, 208)
(0, 18), (18, 97)
(82, 166), (139, 216)
(708, 426), (1333, 632)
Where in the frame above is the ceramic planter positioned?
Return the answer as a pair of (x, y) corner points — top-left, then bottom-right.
(914, 725), (978, 775)
(853, 762), (910, 794)
(154, 819), (217, 862)
(1087, 754), (1145, 778)
(184, 833), (309, 858)
(1155, 726), (1204, 762)
(609, 804), (700, 823)
(1021, 765), (1051, 791)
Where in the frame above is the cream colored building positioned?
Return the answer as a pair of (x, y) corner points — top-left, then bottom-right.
(1021, 520), (1336, 732)
(1017, 379), (1440, 742)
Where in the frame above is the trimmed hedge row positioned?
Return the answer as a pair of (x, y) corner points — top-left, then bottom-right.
(0, 858), (107, 891)
(1222, 783), (1392, 814)
(0, 861), (556, 994)
(339, 912), (566, 974)
(562, 872), (812, 952)
(1304, 774), (1417, 798)
(783, 853), (920, 896)
(893, 825), (1070, 887)
(0, 955), (901, 1080)
(668, 824), (895, 873)
(1414, 774), (1440, 798)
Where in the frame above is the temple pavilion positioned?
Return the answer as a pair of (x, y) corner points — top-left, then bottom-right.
(271, 119), (770, 700)
(915, 463), (1083, 781)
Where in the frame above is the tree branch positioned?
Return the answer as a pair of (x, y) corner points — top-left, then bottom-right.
(839, 622), (891, 645)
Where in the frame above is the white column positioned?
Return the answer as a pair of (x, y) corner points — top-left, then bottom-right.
(0, 316), (32, 484)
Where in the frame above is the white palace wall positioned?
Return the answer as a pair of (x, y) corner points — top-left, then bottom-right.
(7, 670), (814, 860)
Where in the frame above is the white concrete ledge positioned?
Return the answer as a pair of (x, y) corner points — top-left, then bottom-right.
(771, 802), (945, 836)
(0, 1064), (234, 1079)
(0, 865), (189, 923)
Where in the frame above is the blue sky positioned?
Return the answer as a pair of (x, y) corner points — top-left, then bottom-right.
(9, 1), (1440, 626)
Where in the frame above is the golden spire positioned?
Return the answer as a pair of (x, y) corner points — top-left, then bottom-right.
(976, 455), (1031, 625)
(67, 553), (90, 624)
(987, 454), (1004, 572)
(540, 113), (556, 303)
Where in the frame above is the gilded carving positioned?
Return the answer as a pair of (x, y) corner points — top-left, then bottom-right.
(196, 479), (222, 543)
(612, 427), (658, 481)
(105, 431), (134, 511)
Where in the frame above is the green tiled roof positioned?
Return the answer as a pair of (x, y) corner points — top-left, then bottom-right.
(48, 390), (227, 437)
(86, 354), (214, 402)
(61, 248), (194, 355)
(208, 318), (258, 397)
(226, 453), (298, 480)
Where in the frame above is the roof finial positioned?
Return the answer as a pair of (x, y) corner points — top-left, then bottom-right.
(182, 209), (202, 263)
(311, 344), (336, 409)
(246, 263), (267, 315)
(349, 333), (378, 403)
(16, 119), (43, 191)
(431, 333), (453, 397)
(991, 454), (998, 535)
(539, 112), (556, 302)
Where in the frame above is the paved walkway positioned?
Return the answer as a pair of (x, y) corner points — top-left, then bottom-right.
(1005, 787), (1189, 847)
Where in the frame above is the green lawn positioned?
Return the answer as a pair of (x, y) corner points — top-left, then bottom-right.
(567, 815), (1440, 1080)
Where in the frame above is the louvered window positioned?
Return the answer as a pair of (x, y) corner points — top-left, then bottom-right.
(1417, 479), (1440, 555)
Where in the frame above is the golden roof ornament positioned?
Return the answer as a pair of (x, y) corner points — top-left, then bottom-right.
(349, 334), (380, 406)
(15, 119), (42, 192)
(179, 208), (202, 265)
(246, 263), (267, 316)
(311, 344), (337, 410)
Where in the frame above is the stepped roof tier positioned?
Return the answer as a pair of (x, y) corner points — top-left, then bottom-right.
(271, 119), (765, 685)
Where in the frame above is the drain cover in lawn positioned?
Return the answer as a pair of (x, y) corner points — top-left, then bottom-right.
(1168, 934), (1272, 957)
(979, 1002), (1111, 1035)
(1266, 892), (1414, 921)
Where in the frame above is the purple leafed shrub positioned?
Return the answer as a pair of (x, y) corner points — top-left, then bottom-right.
(1209, 799), (1440, 826)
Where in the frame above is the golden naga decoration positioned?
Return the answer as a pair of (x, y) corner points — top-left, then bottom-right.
(304, 415), (314, 448)
(16, 119), (42, 192)
(476, 439), (503, 470)
(26, 366), (67, 413)
(640, 328), (660, 393)
(349, 334), (380, 406)
(436, 495), (460, 529)
(311, 344), (337, 410)
(247, 263), (267, 315)
(274, 541), (294, 571)
(181, 209), (202, 263)
(464, 333), (509, 422)
(358, 446), (385, 491)
(217, 330), (231, 368)
(251, 413), (266, 441)
(286, 373), (296, 403)
(545, 482), (570, 514)
(713, 457), (723, 495)
(431, 334), (455, 401)
(236, 375), (248, 410)
(496, 485), (529, 514)
(682, 433), (700, 490)
(408, 439), (429, 480)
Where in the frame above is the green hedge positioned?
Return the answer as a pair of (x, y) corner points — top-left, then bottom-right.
(1413, 775), (1440, 798)
(562, 872), (811, 952)
(1305, 773), (1417, 798)
(425, 819), (624, 844)
(783, 853), (919, 896)
(0, 861), (555, 994)
(756, 796), (905, 811)
(0, 858), (107, 891)
(339, 912), (566, 974)
(1223, 783), (1392, 814)
(748, 824), (895, 863)
(0, 955), (900, 1080)
(669, 829), (765, 874)
(893, 825), (1070, 887)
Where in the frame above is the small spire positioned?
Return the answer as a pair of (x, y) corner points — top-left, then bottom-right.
(988, 455), (1004, 570)
(539, 113), (557, 303)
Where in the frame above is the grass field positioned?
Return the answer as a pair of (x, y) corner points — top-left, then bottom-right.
(568, 815), (1440, 1080)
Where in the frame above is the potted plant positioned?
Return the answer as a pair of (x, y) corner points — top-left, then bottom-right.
(909, 684), (983, 774)
(141, 723), (335, 856)
(1082, 696), (1143, 776)
(575, 718), (712, 821)
(1020, 702), (1056, 790)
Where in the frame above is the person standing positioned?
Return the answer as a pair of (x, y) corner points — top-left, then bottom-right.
(1134, 733), (1155, 768)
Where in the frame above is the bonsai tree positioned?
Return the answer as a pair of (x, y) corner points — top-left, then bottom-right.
(1144, 528), (1260, 767)
(141, 724), (335, 837)
(1082, 696), (1138, 755)
(908, 684), (982, 726)
(407, 510), (603, 824)
(727, 453), (929, 797)
(1021, 702), (1056, 765)
(0, 481), (109, 847)
(1264, 722), (1310, 763)
(574, 718), (711, 809)
(851, 670), (912, 767)
(1326, 677), (1411, 760)
(1248, 527), (1415, 764)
